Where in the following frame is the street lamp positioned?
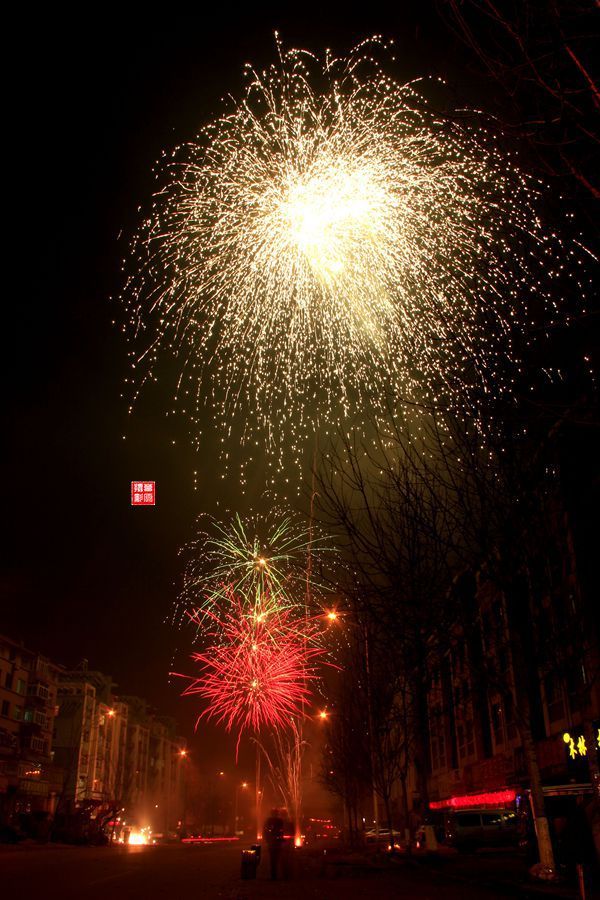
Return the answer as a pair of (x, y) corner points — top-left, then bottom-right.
(234, 782), (249, 836)
(325, 602), (380, 839)
(177, 748), (188, 834)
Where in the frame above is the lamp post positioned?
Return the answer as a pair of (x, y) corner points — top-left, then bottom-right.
(234, 782), (248, 835)
(325, 606), (379, 839)
(178, 748), (188, 835)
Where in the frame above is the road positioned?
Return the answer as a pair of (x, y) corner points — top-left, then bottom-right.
(0, 841), (551, 899)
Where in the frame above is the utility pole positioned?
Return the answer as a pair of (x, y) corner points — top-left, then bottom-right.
(363, 619), (379, 838)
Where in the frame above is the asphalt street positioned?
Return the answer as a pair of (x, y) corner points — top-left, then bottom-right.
(0, 842), (534, 899)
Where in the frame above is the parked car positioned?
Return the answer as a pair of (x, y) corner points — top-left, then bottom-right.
(365, 828), (402, 849)
(365, 827), (391, 842)
(444, 808), (520, 852)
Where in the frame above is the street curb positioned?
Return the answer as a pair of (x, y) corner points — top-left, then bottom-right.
(427, 864), (582, 900)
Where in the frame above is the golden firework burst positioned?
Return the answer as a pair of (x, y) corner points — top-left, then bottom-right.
(124, 36), (588, 472)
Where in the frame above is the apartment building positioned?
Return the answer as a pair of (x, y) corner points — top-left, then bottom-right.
(54, 664), (130, 810)
(424, 560), (600, 812)
(0, 642), (188, 837)
(0, 634), (62, 823)
(53, 672), (187, 832)
(121, 697), (186, 832)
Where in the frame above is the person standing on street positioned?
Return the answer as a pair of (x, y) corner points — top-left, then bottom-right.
(263, 808), (285, 880)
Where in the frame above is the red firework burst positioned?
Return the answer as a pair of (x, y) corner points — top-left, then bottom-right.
(181, 592), (324, 740)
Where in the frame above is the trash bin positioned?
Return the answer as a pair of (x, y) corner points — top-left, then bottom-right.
(241, 848), (258, 880)
(250, 843), (262, 864)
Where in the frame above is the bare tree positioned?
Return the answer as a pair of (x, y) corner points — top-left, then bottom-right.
(323, 401), (598, 872)
(320, 637), (372, 845)
(440, 0), (600, 205)
(316, 425), (457, 844)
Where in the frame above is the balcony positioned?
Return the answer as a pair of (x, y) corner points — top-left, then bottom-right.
(24, 735), (49, 757)
(27, 682), (50, 701)
(33, 660), (51, 682)
(22, 709), (49, 730)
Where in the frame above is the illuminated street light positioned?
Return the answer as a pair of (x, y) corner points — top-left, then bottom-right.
(234, 781), (250, 835)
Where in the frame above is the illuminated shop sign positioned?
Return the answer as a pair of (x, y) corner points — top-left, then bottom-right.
(429, 789), (516, 810)
(562, 729), (600, 760)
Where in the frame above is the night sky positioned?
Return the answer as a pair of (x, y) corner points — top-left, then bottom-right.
(1, 4), (543, 766)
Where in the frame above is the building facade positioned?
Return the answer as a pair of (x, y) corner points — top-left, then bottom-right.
(0, 634), (62, 831)
(121, 697), (186, 834)
(52, 670), (187, 833)
(0, 642), (188, 840)
(424, 557), (600, 818)
(53, 663), (129, 811)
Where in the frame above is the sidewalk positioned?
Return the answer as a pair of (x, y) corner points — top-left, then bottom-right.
(409, 847), (598, 899)
(2, 839), (597, 898)
(0, 839), (85, 853)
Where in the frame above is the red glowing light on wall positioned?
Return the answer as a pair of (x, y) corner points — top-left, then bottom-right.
(429, 789), (516, 810)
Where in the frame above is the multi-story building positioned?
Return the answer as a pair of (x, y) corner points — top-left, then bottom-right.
(148, 715), (186, 833)
(424, 557), (600, 818)
(1, 644), (188, 837)
(121, 695), (150, 818)
(121, 698), (186, 833)
(53, 663), (129, 812)
(0, 634), (62, 827)
(53, 673), (187, 833)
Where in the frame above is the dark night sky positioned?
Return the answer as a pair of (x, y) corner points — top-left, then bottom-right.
(2, 4), (517, 765)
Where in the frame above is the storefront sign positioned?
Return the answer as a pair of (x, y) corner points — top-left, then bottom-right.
(563, 729), (600, 760)
(430, 788), (516, 810)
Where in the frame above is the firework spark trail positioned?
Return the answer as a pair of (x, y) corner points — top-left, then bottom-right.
(124, 36), (590, 471)
(179, 594), (326, 752)
(176, 509), (331, 629)
(254, 719), (306, 844)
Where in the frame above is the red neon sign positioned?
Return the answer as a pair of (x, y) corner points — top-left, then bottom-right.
(181, 836), (239, 844)
(429, 788), (516, 810)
